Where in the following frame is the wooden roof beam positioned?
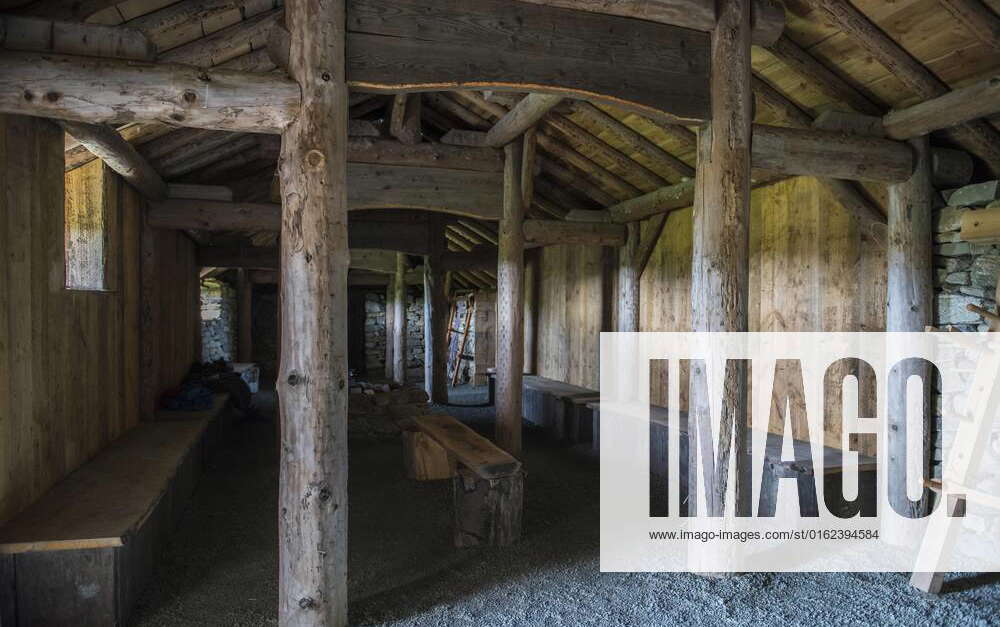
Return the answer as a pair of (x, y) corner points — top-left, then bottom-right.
(484, 94), (562, 147)
(156, 8), (282, 67)
(275, 0), (715, 122)
(802, 0), (1000, 175)
(59, 120), (167, 200)
(510, 0), (784, 45)
(389, 94), (422, 145)
(883, 75), (1000, 140)
(566, 101), (695, 182)
(0, 15), (154, 60)
(764, 33), (881, 116)
(0, 51), (299, 133)
(936, 0), (1000, 52)
(523, 219), (626, 246)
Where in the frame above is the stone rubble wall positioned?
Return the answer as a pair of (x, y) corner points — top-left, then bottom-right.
(931, 181), (1000, 561)
(364, 289), (425, 375)
(200, 278), (237, 363)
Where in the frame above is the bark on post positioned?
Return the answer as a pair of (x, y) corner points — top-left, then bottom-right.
(617, 223), (640, 332)
(393, 252), (408, 385)
(237, 269), (253, 362)
(886, 135), (934, 534)
(276, 0), (349, 621)
(497, 136), (526, 456)
(424, 216), (448, 402)
(689, 0), (752, 519)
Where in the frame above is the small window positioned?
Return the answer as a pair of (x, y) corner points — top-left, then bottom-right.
(64, 160), (110, 291)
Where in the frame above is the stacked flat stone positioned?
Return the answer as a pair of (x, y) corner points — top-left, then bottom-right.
(200, 279), (237, 362)
(933, 180), (1000, 331)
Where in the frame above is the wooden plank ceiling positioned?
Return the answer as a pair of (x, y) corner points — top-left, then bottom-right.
(38, 0), (1000, 290)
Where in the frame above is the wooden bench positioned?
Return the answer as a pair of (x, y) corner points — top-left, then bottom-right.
(485, 371), (598, 442)
(0, 394), (231, 626)
(399, 413), (523, 547)
(591, 402), (877, 517)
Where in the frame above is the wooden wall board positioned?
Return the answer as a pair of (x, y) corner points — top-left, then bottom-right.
(0, 114), (197, 528)
(536, 176), (887, 450)
(536, 244), (604, 390)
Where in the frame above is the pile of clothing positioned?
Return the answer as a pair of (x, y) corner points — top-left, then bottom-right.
(159, 360), (256, 418)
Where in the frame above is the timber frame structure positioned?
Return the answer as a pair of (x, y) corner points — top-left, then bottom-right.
(1, 0), (1000, 624)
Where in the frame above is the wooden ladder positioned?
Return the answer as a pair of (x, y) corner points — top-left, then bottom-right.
(447, 295), (475, 386)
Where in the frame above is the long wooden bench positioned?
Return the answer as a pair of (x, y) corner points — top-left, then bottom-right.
(485, 371), (598, 443)
(591, 402), (877, 517)
(0, 394), (231, 626)
(399, 413), (523, 547)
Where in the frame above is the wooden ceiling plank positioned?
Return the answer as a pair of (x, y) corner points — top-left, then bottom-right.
(802, 0), (1000, 174)
(936, 0), (1000, 52)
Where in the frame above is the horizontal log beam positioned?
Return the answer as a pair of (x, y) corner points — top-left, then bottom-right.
(883, 75), (1000, 140)
(522, 219), (626, 246)
(152, 162), (502, 221)
(608, 180), (694, 222)
(960, 207), (1000, 243)
(59, 120), (167, 200)
(752, 123), (912, 182)
(260, 136), (503, 172)
(151, 202), (434, 254)
(343, 0), (715, 121)
(350, 248), (399, 273)
(0, 51), (299, 133)
(199, 246), (278, 269)
(0, 15), (154, 61)
(439, 248), (497, 272)
(248, 269), (426, 286)
(148, 199), (279, 230)
(510, 0), (784, 45)
(200, 246), (429, 276)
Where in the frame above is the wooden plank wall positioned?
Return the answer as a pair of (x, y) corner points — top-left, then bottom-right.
(0, 116), (143, 525)
(149, 228), (200, 395)
(536, 244), (606, 390)
(535, 176), (887, 447)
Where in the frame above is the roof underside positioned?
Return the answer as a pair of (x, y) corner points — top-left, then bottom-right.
(32, 0), (1000, 288)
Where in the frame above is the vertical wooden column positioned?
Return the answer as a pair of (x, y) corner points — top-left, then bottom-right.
(523, 249), (538, 374)
(139, 209), (159, 420)
(689, 0), (753, 517)
(617, 223), (640, 332)
(276, 0), (349, 621)
(424, 216), (448, 402)
(497, 136), (526, 456)
(384, 281), (394, 380)
(887, 135), (933, 524)
(522, 129), (538, 375)
(393, 252), (408, 385)
(237, 269), (253, 362)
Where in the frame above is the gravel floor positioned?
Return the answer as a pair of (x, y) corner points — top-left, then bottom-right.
(131, 386), (1000, 626)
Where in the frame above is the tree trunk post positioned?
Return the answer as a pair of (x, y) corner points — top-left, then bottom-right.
(276, 0), (349, 621)
(393, 251), (408, 385)
(497, 136), (526, 456)
(424, 215), (449, 402)
(617, 223), (640, 332)
(523, 249), (538, 374)
(886, 135), (934, 540)
(689, 0), (753, 521)
(384, 280), (395, 380)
